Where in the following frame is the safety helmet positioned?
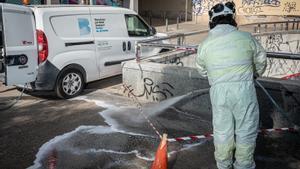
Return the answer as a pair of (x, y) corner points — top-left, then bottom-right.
(209, 1), (236, 21)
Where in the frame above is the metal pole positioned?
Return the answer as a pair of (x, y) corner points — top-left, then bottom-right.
(185, 0), (188, 22)
(177, 17), (179, 30)
(149, 11), (152, 26)
(264, 24), (268, 32)
(166, 18), (169, 32)
(292, 19), (295, 30)
(177, 36), (181, 45)
(135, 42), (141, 63)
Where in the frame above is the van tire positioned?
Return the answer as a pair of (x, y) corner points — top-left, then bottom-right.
(55, 68), (84, 99)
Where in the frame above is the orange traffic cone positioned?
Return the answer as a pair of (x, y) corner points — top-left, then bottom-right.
(151, 134), (168, 169)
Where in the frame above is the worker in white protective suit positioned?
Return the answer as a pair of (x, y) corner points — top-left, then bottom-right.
(196, 2), (267, 169)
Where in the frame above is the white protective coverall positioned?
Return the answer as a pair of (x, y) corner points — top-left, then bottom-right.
(196, 24), (267, 169)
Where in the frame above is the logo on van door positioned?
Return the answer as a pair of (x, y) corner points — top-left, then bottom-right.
(22, 41), (33, 45)
(78, 18), (91, 36)
(95, 18), (108, 33)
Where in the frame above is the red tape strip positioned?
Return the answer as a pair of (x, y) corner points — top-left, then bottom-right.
(168, 127), (298, 143)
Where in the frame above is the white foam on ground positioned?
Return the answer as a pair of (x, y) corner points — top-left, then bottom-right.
(71, 147), (155, 161)
(73, 96), (152, 137)
(30, 95), (208, 168)
(28, 125), (110, 169)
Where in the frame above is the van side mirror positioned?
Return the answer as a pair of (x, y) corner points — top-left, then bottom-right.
(150, 26), (157, 35)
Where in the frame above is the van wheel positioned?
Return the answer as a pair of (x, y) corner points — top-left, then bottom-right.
(55, 68), (84, 99)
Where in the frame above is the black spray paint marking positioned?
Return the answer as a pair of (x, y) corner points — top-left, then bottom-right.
(164, 57), (184, 66)
(123, 78), (175, 101)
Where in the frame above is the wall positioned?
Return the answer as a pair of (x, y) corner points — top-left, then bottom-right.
(193, 0), (300, 24)
(139, 0), (193, 20)
(122, 60), (300, 129)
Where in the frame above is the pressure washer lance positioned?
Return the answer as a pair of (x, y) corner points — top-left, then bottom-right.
(123, 83), (163, 138)
(255, 79), (299, 131)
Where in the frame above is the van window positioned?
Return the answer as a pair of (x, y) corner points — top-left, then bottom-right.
(125, 14), (151, 37)
(91, 13), (127, 37)
(51, 15), (92, 38)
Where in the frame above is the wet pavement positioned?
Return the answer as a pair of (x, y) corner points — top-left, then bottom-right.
(1, 75), (299, 169)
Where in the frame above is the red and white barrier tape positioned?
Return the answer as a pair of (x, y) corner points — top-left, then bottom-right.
(282, 73), (300, 80)
(167, 127), (298, 143)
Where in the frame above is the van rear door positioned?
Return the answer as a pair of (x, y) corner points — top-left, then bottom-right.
(0, 3), (37, 86)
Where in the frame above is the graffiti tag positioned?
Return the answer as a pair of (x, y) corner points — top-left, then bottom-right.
(123, 78), (175, 101)
(283, 1), (298, 13)
(242, 0), (280, 7)
(193, 0), (230, 15)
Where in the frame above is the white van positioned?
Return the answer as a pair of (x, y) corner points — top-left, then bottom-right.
(0, 4), (166, 98)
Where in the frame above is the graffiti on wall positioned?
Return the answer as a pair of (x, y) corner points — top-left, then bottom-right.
(193, 0), (230, 15)
(242, 0), (281, 6)
(193, 0), (300, 16)
(257, 33), (300, 78)
(239, 0), (300, 15)
(123, 78), (175, 101)
(239, 0), (280, 15)
(282, 1), (298, 13)
(257, 34), (300, 53)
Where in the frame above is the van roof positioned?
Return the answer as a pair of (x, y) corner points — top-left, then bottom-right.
(29, 5), (136, 15)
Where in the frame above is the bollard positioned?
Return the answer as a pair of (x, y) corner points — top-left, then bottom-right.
(273, 23), (276, 31)
(286, 22), (289, 31)
(258, 24), (261, 33)
(165, 18), (169, 32)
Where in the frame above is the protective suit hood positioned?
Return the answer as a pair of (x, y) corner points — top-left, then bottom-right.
(209, 24), (237, 38)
